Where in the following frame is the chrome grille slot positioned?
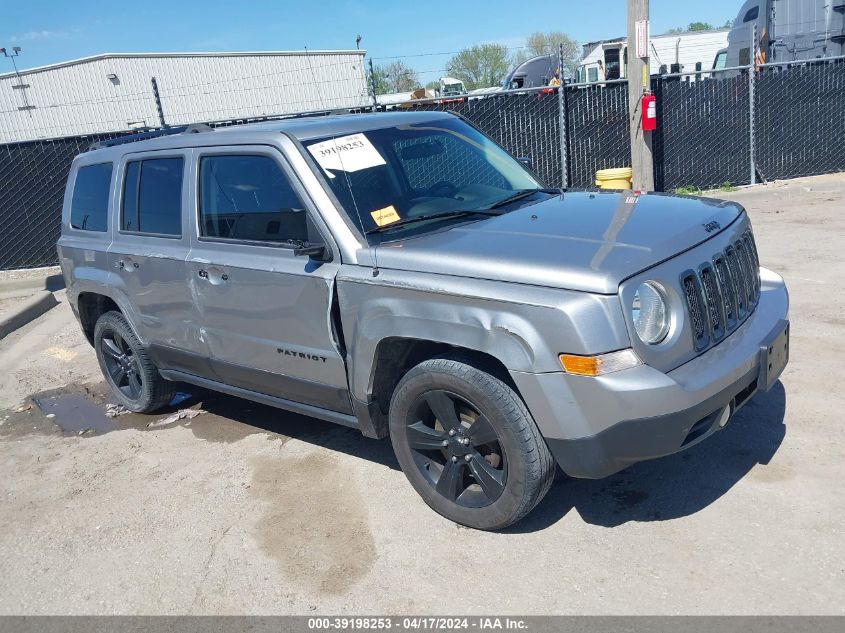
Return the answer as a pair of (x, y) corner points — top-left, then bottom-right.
(713, 255), (738, 331)
(735, 240), (755, 308)
(699, 264), (725, 341)
(681, 271), (709, 350)
(724, 245), (747, 318)
(743, 231), (761, 302)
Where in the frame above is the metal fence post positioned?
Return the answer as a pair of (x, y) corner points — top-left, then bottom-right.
(150, 77), (167, 128)
(749, 23), (757, 185)
(557, 42), (569, 189)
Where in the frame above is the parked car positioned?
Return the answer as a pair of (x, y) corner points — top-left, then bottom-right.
(57, 111), (790, 530)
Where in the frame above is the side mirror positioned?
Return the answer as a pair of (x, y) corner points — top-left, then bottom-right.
(517, 156), (533, 170)
(293, 242), (327, 259)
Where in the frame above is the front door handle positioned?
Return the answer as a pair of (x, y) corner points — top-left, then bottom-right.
(198, 269), (209, 279)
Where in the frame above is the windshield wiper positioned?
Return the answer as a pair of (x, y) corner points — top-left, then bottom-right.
(486, 188), (545, 209)
(364, 209), (500, 234)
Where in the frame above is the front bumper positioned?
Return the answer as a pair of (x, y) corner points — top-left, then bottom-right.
(511, 267), (789, 479)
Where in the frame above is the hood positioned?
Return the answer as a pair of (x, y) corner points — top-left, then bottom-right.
(370, 191), (744, 294)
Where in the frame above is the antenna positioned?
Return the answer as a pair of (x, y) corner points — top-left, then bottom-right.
(303, 45), (380, 276)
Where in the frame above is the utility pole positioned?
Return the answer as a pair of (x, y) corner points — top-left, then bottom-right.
(368, 58), (379, 112)
(627, 0), (655, 191)
(1, 46), (34, 112)
(150, 77), (167, 128)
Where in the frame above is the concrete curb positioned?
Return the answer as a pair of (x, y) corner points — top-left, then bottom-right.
(0, 290), (59, 340)
(0, 273), (65, 293)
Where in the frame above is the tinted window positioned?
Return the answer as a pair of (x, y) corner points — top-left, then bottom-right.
(303, 118), (539, 238)
(199, 155), (310, 243)
(70, 163), (112, 231)
(743, 6), (759, 23)
(121, 157), (183, 235)
(739, 47), (751, 66)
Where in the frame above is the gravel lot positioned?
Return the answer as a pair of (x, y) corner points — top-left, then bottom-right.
(0, 174), (843, 615)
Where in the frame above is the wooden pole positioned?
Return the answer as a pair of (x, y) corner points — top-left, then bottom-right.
(627, 0), (655, 191)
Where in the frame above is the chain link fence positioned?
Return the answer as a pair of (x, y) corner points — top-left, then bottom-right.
(1, 57), (844, 270)
(653, 56), (845, 191)
(0, 132), (127, 270)
(755, 59), (845, 182)
(652, 72), (751, 192)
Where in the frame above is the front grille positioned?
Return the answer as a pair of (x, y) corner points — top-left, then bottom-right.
(681, 230), (760, 353)
(682, 273), (707, 349)
(700, 265), (725, 341)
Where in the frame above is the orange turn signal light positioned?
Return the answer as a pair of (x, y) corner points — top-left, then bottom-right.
(559, 354), (600, 376)
(559, 349), (641, 377)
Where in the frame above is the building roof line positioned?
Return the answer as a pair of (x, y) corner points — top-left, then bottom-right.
(0, 49), (368, 80)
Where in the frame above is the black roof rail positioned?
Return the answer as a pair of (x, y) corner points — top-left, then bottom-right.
(87, 123), (213, 151)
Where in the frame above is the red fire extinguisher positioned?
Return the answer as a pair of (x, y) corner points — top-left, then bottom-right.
(641, 93), (657, 131)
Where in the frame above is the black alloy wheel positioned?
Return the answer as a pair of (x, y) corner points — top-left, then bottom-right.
(100, 327), (144, 400)
(406, 389), (507, 508)
(389, 357), (556, 530)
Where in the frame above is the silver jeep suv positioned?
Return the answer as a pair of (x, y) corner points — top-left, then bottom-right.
(58, 111), (789, 530)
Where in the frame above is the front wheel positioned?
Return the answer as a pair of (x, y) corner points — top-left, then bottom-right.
(389, 357), (555, 530)
(94, 311), (176, 413)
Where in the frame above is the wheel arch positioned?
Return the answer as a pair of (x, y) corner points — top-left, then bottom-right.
(356, 336), (523, 440)
(74, 287), (142, 347)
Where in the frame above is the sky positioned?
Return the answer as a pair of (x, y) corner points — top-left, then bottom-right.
(2, 0), (742, 82)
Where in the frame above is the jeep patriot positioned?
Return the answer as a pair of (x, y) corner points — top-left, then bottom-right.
(58, 112), (790, 530)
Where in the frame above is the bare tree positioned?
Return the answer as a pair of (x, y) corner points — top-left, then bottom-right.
(372, 60), (419, 94)
(446, 43), (512, 90)
(513, 31), (581, 78)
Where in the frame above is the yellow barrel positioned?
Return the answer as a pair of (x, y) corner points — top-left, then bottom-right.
(595, 167), (633, 190)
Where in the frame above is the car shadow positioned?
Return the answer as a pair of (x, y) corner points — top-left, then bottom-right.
(195, 390), (401, 471)
(506, 381), (787, 533)
(193, 381), (785, 533)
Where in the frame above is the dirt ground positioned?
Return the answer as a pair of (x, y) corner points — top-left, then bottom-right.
(0, 174), (843, 615)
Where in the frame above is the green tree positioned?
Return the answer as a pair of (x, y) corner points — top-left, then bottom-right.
(424, 80), (440, 91)
(688, 21), (715, 31)
(369, 64), (390, 95)
(446, 43), (512, 90)
(514, 31), (581, 78)
(666, 21), (718, 34)
(370, 60), (419, 95)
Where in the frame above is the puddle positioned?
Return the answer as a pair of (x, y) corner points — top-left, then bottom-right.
(34, 393), (123, 435)
(1, 381), (303, 444)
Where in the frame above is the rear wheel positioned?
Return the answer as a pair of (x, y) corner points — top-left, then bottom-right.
(94, 311), (175, 413)
(389, 357), (555, 530)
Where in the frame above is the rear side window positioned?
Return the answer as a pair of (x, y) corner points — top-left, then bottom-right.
(199, 155), (310, 243)
(70, 163), (113, 231)
(121, 157), (184, 235)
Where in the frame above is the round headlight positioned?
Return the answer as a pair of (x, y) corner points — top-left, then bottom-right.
(632, 281), (670, 344)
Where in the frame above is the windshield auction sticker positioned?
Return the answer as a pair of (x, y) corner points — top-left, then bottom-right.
(370, 205), (401, 227)
(308, 134), (386, 177)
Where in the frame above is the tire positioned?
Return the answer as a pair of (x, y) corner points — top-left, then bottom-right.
(389, 357), (555, 530)
(94, 311), (176, 413)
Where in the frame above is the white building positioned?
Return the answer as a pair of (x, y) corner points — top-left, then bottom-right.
(578, 29), (730, 83)
(0, 50), (370, 144)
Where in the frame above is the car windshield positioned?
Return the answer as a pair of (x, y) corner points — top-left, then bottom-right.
(302, 117), (541, 239)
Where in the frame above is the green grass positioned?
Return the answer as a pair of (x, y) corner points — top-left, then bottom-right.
(674, 185), (703, 196)
(674, 182), (739, 196)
